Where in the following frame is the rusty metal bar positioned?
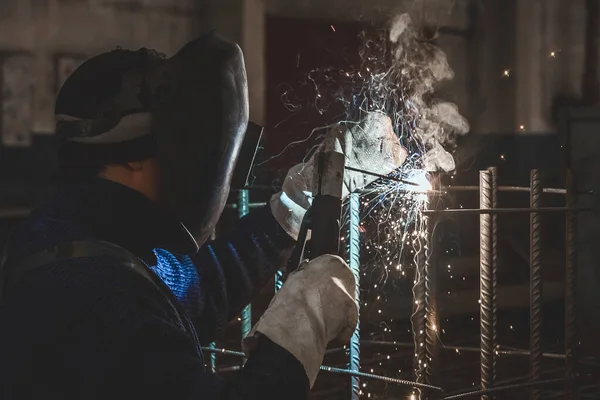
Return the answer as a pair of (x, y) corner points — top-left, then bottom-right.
(359, 341), (566, 359)
(412, 211), (428, 399)
(488, 167), (498, 398)
(479, 170), (493, 400)
(0, 207), (31, 219)
(422, 207), (580, 215)
(529, 170), (543, 400)
(425, 209), (439, 398)
(443, 185), (570, 194)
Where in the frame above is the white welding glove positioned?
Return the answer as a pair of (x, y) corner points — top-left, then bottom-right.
(242, 254), (358, 388)
(270, 111), (407, 239)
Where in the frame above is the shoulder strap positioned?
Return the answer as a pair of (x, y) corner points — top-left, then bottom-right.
(2, 241), (163, 295)
(0, 240), (204, 358)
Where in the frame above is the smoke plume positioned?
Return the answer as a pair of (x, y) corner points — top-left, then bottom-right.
(340, 9), (469, 172)
(389, 13), (469, 171)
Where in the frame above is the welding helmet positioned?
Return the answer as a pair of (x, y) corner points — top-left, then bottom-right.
(55, 32), (252, 247)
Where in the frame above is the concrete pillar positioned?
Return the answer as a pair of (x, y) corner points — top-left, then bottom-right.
(515, 0), (552, 133)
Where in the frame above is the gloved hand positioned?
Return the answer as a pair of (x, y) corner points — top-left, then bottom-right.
(270, 111), (407, 239)
(242, 254), (358, 388)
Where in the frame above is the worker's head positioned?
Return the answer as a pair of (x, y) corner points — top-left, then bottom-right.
(55, 33), (250, 245)
(55, 48), (164, 202)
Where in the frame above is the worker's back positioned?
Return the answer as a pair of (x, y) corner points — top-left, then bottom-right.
(0, 177), (208, 399)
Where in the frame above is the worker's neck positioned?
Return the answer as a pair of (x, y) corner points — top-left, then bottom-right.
(99, 160), (160, 203)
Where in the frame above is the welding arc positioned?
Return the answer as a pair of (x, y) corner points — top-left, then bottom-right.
(344, 166), (420, 186)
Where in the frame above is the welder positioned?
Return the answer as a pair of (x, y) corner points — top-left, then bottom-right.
(0, 33), (405, 399)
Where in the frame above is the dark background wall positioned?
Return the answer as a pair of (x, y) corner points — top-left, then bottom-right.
(0, 0), (580, 249)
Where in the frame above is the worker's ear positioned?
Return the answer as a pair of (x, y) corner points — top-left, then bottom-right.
(126, 161), (145, 172)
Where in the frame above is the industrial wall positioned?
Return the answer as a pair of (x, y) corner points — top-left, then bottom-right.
(0, 0), (595, 209)
(0, 0), (593, 139)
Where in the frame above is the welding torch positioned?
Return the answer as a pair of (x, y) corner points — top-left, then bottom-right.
(287, 154), (425, 270)
(288, 150), (346, 270)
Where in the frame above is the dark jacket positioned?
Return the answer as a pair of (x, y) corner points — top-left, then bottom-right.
(0, 178), (308, 399)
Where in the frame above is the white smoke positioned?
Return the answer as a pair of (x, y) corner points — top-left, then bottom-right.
(387, 12), (469, 172)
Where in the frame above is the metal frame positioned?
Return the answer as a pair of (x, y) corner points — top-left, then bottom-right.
(0, 171), (586, 399)
(216, 164), (585, 400)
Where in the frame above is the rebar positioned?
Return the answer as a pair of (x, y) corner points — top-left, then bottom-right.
(208, 342), (217, 373)
(488, 167), (498, 396)
(358, 341), (566, 359)
(422, 207), (579, 215)
(274, 270), (283, 292)
(348, 192), (361, 400)
(479, 170), (494, 400)
(341, 165), (582, 195)
(200, 346), (443, 391)
(0, 207), (31, 219)
(208, 229), (217, 372)
(440, 378), (566, 400)
(344, 165), (421, 186)
(565, 170), (578, 399)
(425, 207), (439, 398)
(412, 211), (428, 398)
(529, 170), (543, 400)
(226, 202), (267, 210)
(238, 190), (252, 354)
(320, 366), (442, 391)
(443, 185), (571, 194)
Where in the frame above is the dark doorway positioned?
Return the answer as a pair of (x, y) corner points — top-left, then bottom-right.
(265, 17), (364, 174)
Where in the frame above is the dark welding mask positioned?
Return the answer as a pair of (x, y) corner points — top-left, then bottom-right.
(55, 32), (255, 247)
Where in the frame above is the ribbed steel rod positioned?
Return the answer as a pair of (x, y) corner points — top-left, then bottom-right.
(226, 202), (267, 210)
(479, 171), (494, 400)
(320, 366), (442, 391)
(208, 229), (217, 373)
(422, 207), (578, 215)
(208, 342), (217, 373)
(238, 190), (252, 356)
(0, 207), (31, 219)
(425, 209), (439, 398)
(443, 185), (570, 195)
(565, 170), (578, 399)
(358, 341), (567, 359)
(529, 170), (543, 400)
(274, 270), (283, 292)
(412, 212), (428, 399)
(440, 378), (566, 400)
(341, 166), (578, 195)
(348, 192), (361, 400)
(199, 347), (443, 391)
(488, 167), (498, 396)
